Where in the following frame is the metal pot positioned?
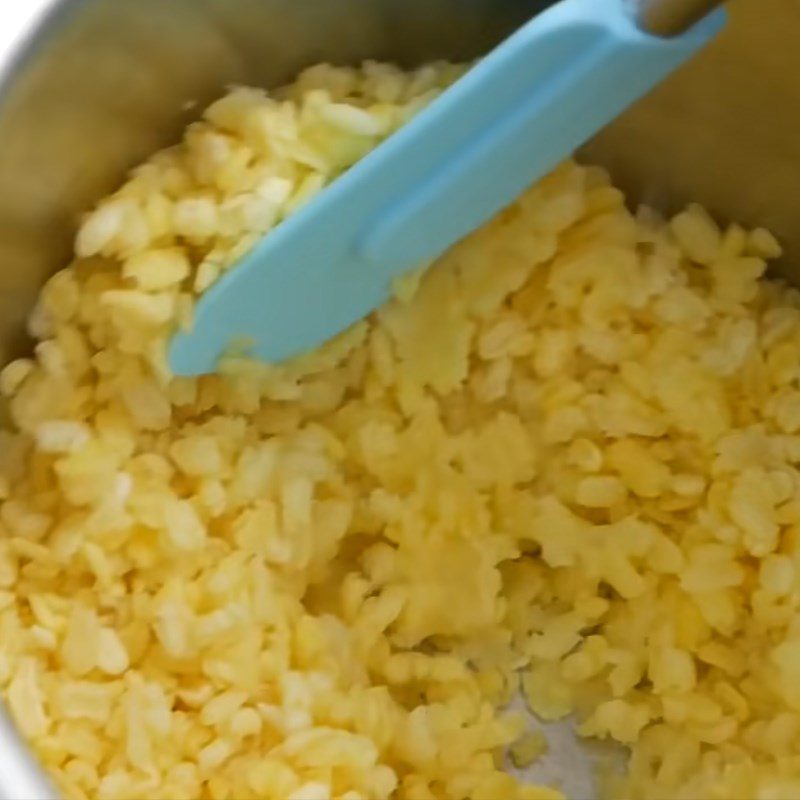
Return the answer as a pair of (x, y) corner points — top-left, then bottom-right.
(0, 1), (796, 797)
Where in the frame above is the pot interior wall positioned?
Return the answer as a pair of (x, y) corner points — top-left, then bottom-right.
(0, 0), (796, 365)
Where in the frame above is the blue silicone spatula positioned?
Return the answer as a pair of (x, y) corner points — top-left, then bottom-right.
(169, 0), (726, 376)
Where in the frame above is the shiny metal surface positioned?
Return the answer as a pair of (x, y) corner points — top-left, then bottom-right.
(638, 0), (725, 35)
(0, 713), (57, 800)
(0, 0), (797, 798)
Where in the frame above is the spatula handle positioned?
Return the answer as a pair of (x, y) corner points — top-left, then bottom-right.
(358, 0), (726, 273)
(638, 0), (725, 36)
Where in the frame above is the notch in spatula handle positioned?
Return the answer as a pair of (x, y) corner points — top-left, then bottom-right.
(638, 0), (726, 36)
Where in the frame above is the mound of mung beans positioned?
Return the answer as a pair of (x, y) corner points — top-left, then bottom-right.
(0, 60), (796, 800)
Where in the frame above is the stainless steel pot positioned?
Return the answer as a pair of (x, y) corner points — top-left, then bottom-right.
(0, 1), (796, 798)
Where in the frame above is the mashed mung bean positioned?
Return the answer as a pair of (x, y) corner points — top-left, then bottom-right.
(0, 60), (797, 800)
